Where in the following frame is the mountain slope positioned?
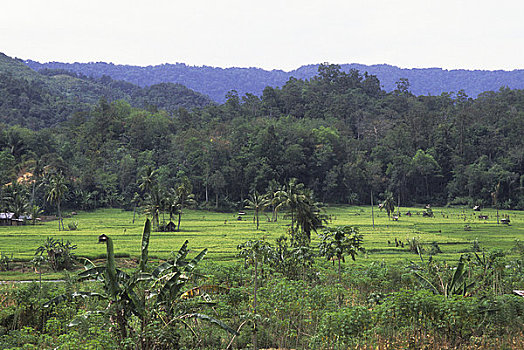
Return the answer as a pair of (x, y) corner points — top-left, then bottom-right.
(25, 59), (524, 103)
(0, 53), (213, 128)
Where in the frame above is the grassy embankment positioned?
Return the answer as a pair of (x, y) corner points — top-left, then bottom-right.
(0, 205), (522, 280)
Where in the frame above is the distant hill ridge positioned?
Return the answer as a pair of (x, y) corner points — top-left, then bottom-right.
(0, 53), (213, 129)
(24, 59), (524, 103)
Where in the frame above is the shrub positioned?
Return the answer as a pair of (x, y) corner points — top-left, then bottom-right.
(313, 306), (373, 348)
(35, 237), (77, 271)
(67, 221), (79, 230)
(0, 251), (13, 271)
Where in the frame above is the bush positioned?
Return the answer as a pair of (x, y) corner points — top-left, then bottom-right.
(67, 221), (79, 230)
(374, 290), (524, 344)
(35, 237), (77, 271)
(0, 251), (13, 271)
(313, 306), (373, 348)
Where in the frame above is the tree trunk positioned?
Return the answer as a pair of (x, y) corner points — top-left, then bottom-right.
(57, 201), (62, 231)
(338, 258), (342, 307)
(425, 176), (430, 199)
(371, 191), (375, 229)
(31, 180), (36, 207)
(178, 211), (182, 231)
(253, 257), (258, 350)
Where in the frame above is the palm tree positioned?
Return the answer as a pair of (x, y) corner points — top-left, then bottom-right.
(275, 179), (324, 244)
(26, 157), (45, 207)
(130, 192), (141, 224)
(10, 186), (29, 220)
(173, 177), (196, 231)
(265, 179), (281, 222)
(244, 191), (270, 230)
(294, 190), (326, 244)
(381, 191), (395, 220)
(143, 186), (162, 230)
(491, 182), (501, 224)
(29, 205), (43, 225)
(46, 173), (68, 231)
(275, 178), (307, 235)
(138, 166), (158, 196)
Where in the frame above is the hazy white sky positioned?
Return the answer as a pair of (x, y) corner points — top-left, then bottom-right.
(1, 0), (523, 71)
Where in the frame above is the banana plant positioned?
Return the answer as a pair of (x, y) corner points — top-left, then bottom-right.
(44, 219), (237, 346)
(412, 255), (475, 297)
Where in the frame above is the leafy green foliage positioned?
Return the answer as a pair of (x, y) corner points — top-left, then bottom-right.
(1, 58), (524, 211)
(35, 237), (77, 271)
(0, 53), (212, 129)
(42, 219), (236, 347)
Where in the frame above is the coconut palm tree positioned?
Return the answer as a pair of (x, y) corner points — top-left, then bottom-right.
(143, 185), (163, 230)
(275, 178), (306, 235)
(381, 191), (395, 220)
(173, 177), (197, 231)
(265, 179), (282, 222)
(294, 190), (326, 244)
(46, 173), (68, 231)
(138, 166), (158, 197)
(275, 179), (324, 244)
(26, 157), (45, 207)
(10, 186), (29, 220)
(244, 191), (270, 230)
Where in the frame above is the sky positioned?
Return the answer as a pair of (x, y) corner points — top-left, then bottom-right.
(1, 0), (523, 71)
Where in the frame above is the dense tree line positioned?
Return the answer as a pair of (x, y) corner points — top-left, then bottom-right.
(1, 63), (523, 215)
(25, 58), (524, 103)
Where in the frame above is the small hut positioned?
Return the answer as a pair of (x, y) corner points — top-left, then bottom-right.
(0, 213), (31, 226)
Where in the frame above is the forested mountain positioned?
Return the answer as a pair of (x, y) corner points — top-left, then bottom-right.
(2, 62), (523, 213)
(0, 53), (213, 128)
(25, 59), (524, 103)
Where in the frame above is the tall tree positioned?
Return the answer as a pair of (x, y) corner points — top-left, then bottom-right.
(244, 191), (270, 230)
(275, 178), (306, 237)
(173, 176), (197, 231)
(237, 240), (274, 350)
(318, 225), (364, 283)
(380, 191), (395, 220)
(46, 173), (68, 231)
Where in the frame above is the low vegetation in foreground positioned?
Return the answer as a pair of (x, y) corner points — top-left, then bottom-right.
(0, 205), (524, 349)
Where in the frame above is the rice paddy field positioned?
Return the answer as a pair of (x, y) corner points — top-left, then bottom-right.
(0, 205), (523, 280)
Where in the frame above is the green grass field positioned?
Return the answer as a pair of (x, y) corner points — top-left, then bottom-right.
(0, 205), (523, 280)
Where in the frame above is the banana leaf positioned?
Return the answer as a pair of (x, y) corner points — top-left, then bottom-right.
(68, 311), (105, 327)
(78, 266), (129, 282)
(139, 219), (151, 272)
(43, 291), (106, 308)
(412, 271), (440, 295)
(152, 261), (175, 278)
(185, 248), (208, 272)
